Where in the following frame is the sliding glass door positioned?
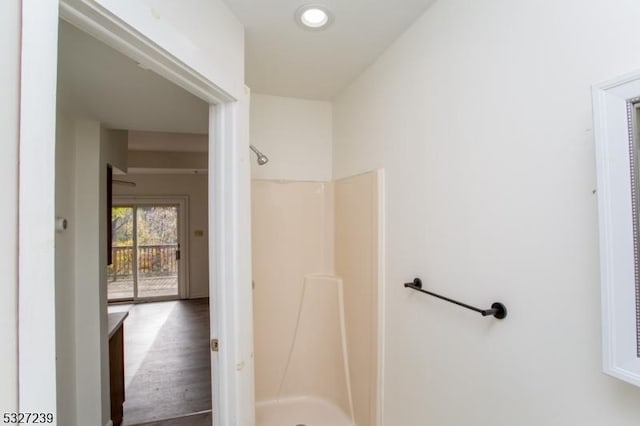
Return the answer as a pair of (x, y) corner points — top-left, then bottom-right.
(108, 204), (182, 301)
(109, 206), (135, 299)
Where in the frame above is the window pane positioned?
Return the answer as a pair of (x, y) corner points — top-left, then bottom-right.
(136, 206), (179, 298)
(108, 206), (134, 300)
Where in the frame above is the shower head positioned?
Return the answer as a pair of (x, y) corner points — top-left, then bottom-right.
(250, 144), (269, 165)
(256, 154), (269, 165)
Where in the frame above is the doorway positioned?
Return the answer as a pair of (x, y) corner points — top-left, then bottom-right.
(108, 199), (188, 302)
(55, 18), (214, 426)
(22, 2), (253, 425)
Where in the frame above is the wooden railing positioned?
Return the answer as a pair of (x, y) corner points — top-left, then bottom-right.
(109, 244), (178, 280)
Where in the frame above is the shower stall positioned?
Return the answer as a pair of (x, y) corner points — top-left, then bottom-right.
(251, 171), (382, 426)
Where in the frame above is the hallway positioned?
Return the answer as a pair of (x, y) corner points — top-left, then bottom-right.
(109, 299), (211, 425)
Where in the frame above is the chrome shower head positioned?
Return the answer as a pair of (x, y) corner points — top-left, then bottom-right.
(250, 144), (269, 166)
(256, 154), (269, 165)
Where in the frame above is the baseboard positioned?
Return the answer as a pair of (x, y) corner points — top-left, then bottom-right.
(189, 294), (209, 299)
(104, 421), (113, 426)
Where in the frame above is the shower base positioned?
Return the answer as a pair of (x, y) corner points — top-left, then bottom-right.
(256, 396), (353, 426)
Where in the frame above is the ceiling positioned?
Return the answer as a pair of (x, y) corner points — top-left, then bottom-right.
(57, 21), (209, 134)
(56, 1), (436, 134)
(223, 0), (436, 100)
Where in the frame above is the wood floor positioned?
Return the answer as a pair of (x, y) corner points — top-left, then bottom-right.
(136, 411), (212, 426)
(110, 299), (211, 426)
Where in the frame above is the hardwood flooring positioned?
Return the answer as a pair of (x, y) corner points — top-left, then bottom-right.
(135, 411), (212, 426)
(111, 299), (211, 426)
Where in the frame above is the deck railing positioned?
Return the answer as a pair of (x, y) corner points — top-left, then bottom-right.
(109, 244), (178, 280)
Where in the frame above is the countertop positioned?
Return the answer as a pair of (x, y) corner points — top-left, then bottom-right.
(108, 311), (129, 339)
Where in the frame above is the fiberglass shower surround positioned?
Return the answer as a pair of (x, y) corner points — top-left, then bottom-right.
(252, 173), (380, 426)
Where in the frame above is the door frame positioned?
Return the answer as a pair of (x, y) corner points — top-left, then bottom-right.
(20, 1), (251, 425)
(110, 196), (189, 301)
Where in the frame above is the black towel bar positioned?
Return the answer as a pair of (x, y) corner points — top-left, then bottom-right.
(404, 278), (507, 320)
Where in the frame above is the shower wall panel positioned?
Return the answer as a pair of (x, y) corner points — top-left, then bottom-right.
(335, 171), (380, 426)
(277, 274), (352, 416)
(251, 180), (334, 401)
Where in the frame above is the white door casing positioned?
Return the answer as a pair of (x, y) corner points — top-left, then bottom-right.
(20, 1), (253, 424)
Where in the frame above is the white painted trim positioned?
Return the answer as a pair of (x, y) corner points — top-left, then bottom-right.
(209, 105), (226, 424)
(208, 96), (255, 425)
(593, 69), (640, 388)
(18, 0), (58, 415)
(209, 103), (233, 425)
(112, 196), (190, 299)
(105, 421), (113, 426)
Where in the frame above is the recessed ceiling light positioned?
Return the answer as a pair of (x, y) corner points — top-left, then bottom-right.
(296, 4), (333, 30)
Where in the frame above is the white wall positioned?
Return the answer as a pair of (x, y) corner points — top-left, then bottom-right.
(0, 0), (20, 413)
(128, 151), (208, 171)
(103, 129), (128, 172)
(128, 131), (208, 152)
(114, 173), (210, 298)
(55, 112), (78, 426)
(55, 118), (125, 426)
(333, 0), (640, 425)
(250, 94), (332, 181)
(74, 120), (110, 426)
